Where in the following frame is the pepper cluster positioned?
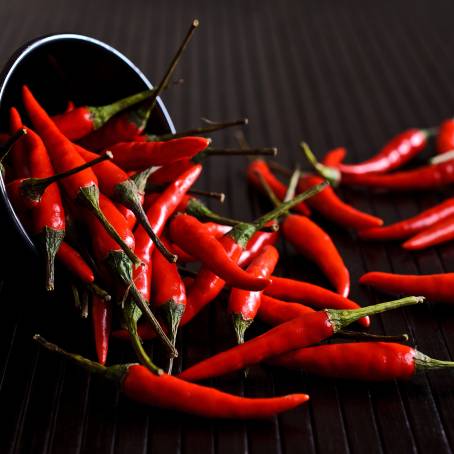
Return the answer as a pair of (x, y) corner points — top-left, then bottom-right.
(3, 20), (454, 420)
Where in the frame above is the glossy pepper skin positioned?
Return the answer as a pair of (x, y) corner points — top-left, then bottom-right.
(282, 214), (350, 297)
(228, 246), (279, 343)
(335, 129), (428, 175)
(178, 297), (423, 382)
(237, 224), (279, 267)
(91, 294), (111, 365)
(247, 159), (310, 216)
(146, 160), (194, 186)
(108, 137), (210, 171)
(56, 242), (95, 284)
(403, 214), (454, 250)
(265, 276), (368, 327)
(257, 295), (315, 326)
(169, 214), (271, 291)
(359, 198), (454, 241)
(298, 174), (383, 231)
(9, 107), (30, 179)
(360, 271), (454, 303)
(436, 119), (454, 154)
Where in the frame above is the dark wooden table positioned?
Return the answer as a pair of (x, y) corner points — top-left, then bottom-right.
(1, 1), (454, 453)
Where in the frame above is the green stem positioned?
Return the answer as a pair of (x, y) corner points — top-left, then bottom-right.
(131, 167), (156, 193)
(78, 184), (140, 266)
(415, 350), (454, 371)
(327, 296), (426, 332)
(88, 283), (112, 301)
(38, 227), (65, 291)
(300, 142), (341, 185)
(254, 170), (281, 208)
(335, 330), (409, 342)
(283, 167), (301, 202)
(188, 189), (225, 203)
(232, 313), (253, 345)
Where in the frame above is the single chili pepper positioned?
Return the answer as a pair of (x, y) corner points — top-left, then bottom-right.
(247, 159), (310, 216)
(402, 215), (454, 250)
(107, 136), (211, 171)
(436, 119), (454, 155)
(76, 145), (175, 262)
(52, 89), (155, 140)
(169, 214), (273, 291)
(91, 294), (112, 365)
(0, 128), (28, 178)
(228, 245), (279, 344)
(22, 85), (139, 266)
(34, 335), (309, 418)
(268, 342), (454, 381)
(304, 142), (454, 190)
(360, 271), (454, 303)
(265, 276), (369, 327)
(359, 198), (454, 241)
(56, 241), (95, 284)
(152, 239), (186, 372)
(178, 296), (424, 382)
(146, 160), (194, 186)
(322, 147), (347, 166)
(9, 107), (31, 179)
(80, 20), (199, 150)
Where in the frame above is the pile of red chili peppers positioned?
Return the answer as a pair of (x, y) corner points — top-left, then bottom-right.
(3, 20), (454, 420)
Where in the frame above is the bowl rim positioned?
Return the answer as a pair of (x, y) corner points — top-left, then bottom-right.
(0, 32), (175, 254)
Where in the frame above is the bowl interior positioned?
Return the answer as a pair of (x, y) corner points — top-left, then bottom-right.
(0, 33), (175, 267)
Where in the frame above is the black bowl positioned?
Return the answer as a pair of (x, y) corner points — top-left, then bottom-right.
(0, 33), (175, 278)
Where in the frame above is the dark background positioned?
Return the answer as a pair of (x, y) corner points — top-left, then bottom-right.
(1, 1), (454, 453)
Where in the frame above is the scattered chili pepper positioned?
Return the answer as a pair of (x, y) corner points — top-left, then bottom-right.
(257, 294), (315, 326)
(22, 85), (140, 266)
(56, 241), (95, 284)
(237, 223), (279, 267)
(359, 198), (454, 241)
(268, 342), (454, 380)
(228, 245), (279, 344)
(0, 128), (27, 178)
(52, 89), (155, 140)
(91, 294), (111, 365)
(402, 214), (454, 250)
(436, 119), (454, 155)
(322, 147), (347, 166)
(360, 271), (454, 303)
(178, 296), (424, 382)
(34, 335), (309, 418)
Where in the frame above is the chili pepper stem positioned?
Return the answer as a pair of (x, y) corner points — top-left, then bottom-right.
(255, 170), (281, 208)
(300, 142), (341, 186)
(283, 167), (301, 202)
(38, 227), (65, 291)
(114, 180), (177, 263)
(326, 296), (425, 332)
(414, 350), (454, 371)
(33, 334), (129, 381)
(105, 250), (177, 357)
(21, 151), (113, 202)
(335, 330), (409, 342)
(131, 167), (156, 193)
(430, 150), (454, 165)
(124, 300), (164, 375)
(88, 283), (112, 301)
(232, 313), (253, 344)
(193, 148), (278, 163)
(77, 184), (140, 266)
(189, 189), (225, 203)
(0, 128), (27, 175)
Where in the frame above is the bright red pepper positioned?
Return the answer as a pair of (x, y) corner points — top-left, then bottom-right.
(34, 335), (310, 419)
(178, 297), (423, 382)
(436, 119), (454, 154)
(257, 295), (315, 326)
(91, 294), (111, 365)
(402, 214), (454, 250)
(360, 271), (454, 303)
(147, 160), (194, 186)
(56, 241), (95, 284)
(322, 147), (347, 166)
(359, 198), (454, 241)
(228, 245), (279, 343)
(237, 224), (279, 268)
(9, 107), (30, 179)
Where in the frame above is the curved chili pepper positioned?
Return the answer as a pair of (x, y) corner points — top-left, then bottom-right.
(359, 198), (454, 241)
(402, 215), (454, 250)
(108, 136), (211, 171)
(237, 224), (279, 267)
(22, 85), (139, 266)
(56, 241), (94, 284)
(269, 342), (454, 380)
(247, 159), (310, 216)
(228, 245), (279, 343)
(76, 145), (175, 262)
(52, 89), (154, 140)
(9, 107), (30, 179)
(360, 271), (454, 303)
(34, 335), (309, 419)
(257, 295), (315, 326)
(322, 147), (347, 166)
(436, 119), (454, 154)
(178, 297), (424, 382)
(91, 294), (111, 365)
(265, 276), (368, 327)
(169, 214), (271, 291)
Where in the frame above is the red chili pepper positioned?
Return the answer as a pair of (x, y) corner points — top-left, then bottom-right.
(34, 335), (309, 419)
(228, 245), (279, 343)
(56, 241), (95, 284)
(436, 119), (454, 154)
(9, 107), (30, 179)
(178, 297), (423, 382)
(322, 147), (347, 166)
(268, 342), (454, 381)
(108, 136), (211, 171)
(52, 89), (154, 140)
(147, 160), (194, 186)
(237, 224), (279, 267)
(359, 198), (454, 241)
(91, 294), (111, 365)
(257, 295), (315, 326)
(247, 160), (310, 216)
(360, 271), (454, 303)
(265, 276), (369, 327)
(402, 214), (454, 250)
(169, 214), (271, 291)
(22, 85), (139, 265)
